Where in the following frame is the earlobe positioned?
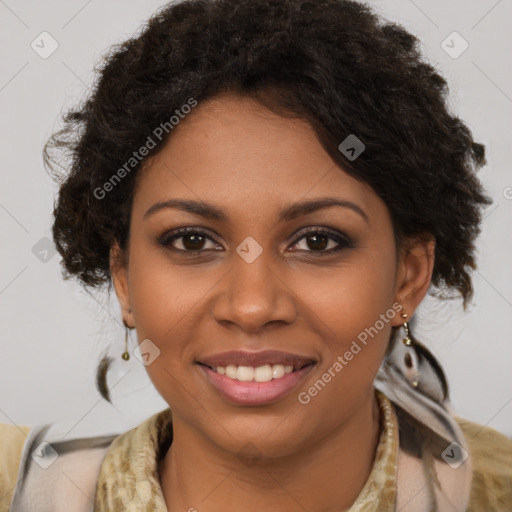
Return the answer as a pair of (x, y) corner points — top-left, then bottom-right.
(110, 241), (133, 327)
(393, 235), (436, 324)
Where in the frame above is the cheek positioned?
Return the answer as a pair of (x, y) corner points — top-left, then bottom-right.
(300, 246), (396, 329)
(124, 257), (194, 400)
(297, 288), (395, 422)
(127, 241), (204, 337)
(125, 243), (223, 389)
(300, 248), (396, 379)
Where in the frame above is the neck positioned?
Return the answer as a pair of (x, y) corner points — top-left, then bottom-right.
(159, 389), (381, 512)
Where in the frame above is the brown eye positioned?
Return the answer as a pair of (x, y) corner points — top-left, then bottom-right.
(180, 233), (207, 251)
(158, 228), (220, 252)
(289, 228), (353, 254)
(304, 233), (330, 251)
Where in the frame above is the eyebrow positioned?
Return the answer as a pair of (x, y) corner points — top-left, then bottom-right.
(143, 197), (369, 224)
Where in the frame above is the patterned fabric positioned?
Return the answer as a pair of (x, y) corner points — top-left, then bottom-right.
(94, 410), (171, 511)
(348, 390), (398, 511)
(94, 389), (399, 512)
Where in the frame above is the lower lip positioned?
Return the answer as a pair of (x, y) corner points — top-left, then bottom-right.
(198, 363), (315, 406)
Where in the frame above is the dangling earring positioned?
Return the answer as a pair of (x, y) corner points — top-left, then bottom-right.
(400, 312), (420, 387)
(400, 313), (413, 346)
(122, 319), (131, 361)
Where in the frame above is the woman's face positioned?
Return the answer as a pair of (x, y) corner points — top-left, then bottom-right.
(111, 93), (433, 458)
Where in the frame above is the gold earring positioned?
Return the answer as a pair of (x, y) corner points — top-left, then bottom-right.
(122, 319), (131, 361)
(400, 312), (420, 387)
(400, 312), (413, 346)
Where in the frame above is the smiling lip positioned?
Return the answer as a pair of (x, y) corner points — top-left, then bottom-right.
(196, 350), (316, 406)
(198, 349), (316, 369)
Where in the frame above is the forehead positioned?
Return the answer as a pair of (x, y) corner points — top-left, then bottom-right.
(131, 94), (385, 224)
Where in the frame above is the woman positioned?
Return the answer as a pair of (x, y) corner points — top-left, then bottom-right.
(1, 0), (511, 510)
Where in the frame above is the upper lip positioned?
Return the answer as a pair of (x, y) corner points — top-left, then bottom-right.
(198, 350), (317, 370)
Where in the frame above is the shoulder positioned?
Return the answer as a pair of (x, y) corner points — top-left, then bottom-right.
(0, 423), (32, 511)
(455, 415), (512, 510)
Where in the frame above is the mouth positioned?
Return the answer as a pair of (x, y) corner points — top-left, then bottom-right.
(196, 350), (317, 405)
(197, 361), (314, 383)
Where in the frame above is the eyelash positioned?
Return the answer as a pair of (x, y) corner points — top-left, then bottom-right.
(157, 226), (354, 256)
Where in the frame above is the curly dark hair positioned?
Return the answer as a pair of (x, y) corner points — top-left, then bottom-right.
(45, 0), (492, 310)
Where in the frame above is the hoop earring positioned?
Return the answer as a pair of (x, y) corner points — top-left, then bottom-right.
(400, 312), (420, 387)
(122, 320), (131, 361)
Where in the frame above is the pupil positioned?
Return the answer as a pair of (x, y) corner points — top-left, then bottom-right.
(307, 234), (328, 251)
(183, 234), (205, 250)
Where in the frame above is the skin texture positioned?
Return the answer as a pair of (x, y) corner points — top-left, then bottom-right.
(110, 93), (435, 511)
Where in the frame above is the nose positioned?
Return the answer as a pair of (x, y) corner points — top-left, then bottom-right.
(212, 249), (297, 334)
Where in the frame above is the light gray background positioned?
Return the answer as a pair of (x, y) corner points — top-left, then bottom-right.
(1, 0), (511, 438)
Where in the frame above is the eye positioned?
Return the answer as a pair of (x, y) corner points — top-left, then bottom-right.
(158, 227), (221, 253)
(288, 227), (353, 254)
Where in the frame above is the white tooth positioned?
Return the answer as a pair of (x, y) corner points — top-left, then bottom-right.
(254, 365), (273, 382)
(237, 366), (255, 381)
(225, 365), (238, 379)
(218, 364), (293, 381)
(271, 364), (285, 378)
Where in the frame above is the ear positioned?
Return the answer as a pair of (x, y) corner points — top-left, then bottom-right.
(110, 240), (134, 328)
(391, 234), (436, 326)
